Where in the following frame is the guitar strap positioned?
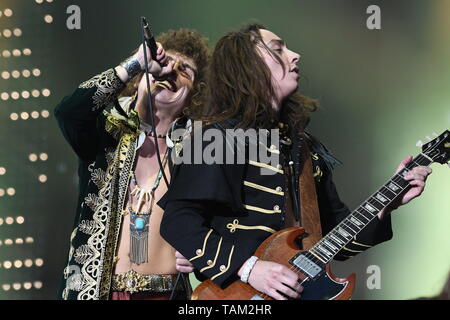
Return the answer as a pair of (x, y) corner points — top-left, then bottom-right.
(298, 137), (322, 250)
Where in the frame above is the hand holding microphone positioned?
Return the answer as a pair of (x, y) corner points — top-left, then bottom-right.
(137, 17), (174, 79)
(117, 18), (174, 83)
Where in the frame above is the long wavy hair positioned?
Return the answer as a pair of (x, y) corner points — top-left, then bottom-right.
(198, 23), (317, 134)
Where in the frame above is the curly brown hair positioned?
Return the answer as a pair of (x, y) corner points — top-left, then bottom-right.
(156, 28), (210, 118)
(120, 29), (210, 117)
(200, 23), (317, 133)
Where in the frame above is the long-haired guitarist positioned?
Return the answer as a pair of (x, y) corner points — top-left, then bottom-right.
(158, 23), (432, 300)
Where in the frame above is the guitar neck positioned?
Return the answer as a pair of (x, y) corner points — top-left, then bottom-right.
(307, 153), (433, 264)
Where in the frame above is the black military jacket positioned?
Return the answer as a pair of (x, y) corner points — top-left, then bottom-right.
(159, 120), (393, 289)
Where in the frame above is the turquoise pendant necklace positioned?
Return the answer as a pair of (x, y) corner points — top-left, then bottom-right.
(128, 149), (169, 265)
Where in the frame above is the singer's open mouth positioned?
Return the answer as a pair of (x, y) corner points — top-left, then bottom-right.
(155, 78), (177, 92)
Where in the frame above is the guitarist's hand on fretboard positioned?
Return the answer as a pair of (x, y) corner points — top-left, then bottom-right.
(378, 156), (433, 220)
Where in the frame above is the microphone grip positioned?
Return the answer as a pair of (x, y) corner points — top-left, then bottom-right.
(141, 17), (165, 67)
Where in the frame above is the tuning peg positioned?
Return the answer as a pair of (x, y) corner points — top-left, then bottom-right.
(426, 136), (432, 141)
(416, 140), (424, 147)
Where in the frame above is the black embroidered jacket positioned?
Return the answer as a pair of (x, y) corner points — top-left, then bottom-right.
(159, 120), (393, 289)
(55, 68), (189, 300)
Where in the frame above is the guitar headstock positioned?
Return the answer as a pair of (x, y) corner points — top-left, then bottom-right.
(421, 130), (450, 165)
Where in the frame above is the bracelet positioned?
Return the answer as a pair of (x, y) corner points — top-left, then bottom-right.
(120, 56), (142, 80)
(240, 256), (259, 284)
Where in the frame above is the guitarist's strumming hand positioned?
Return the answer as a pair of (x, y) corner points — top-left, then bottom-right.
(238, 259), (303, 300)
(378, 156), (432, 220)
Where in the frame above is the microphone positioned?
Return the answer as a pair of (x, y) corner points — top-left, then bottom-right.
(141, 17), (165, 67)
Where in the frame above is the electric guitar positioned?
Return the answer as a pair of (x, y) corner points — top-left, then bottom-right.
(192, 130), (450, 300)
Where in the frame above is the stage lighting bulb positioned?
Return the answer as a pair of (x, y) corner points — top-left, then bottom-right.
(29, 153), (38, 162)
(23, 282), (32, 290)
(3, 261), (12, 269)
(42, 89), (51, 97)
(31, 90), (40, 98)
(22, 91), (30, 99)
(1, 71), (10, 79)
(2, 50), (11, 58)
(39, 153), (48, 161)
(20, 112), (29, 120)
(5, 217), (14, 224)
(11, 92), (20, 100)
(22, 69), (31, 77)
(25, 237), (34, 244)
(23, 48), (31, 56)
(33, 281), (43, 289)
(6, 188), (15, 196)
(14, 260), (23, 268)
(13, 283), (21, 290)
(4, 9), (13, 17)
(32, 69), (41, 76)
(41, 110), (50, 118)
(44, 15), (53, 23)
(24, 259), (33, 267)
(0, 167), (5, 175)
(12, 49), (21, 57)
(16, 217), (24, 224)
(35, 259), (44, 267)
(13, 28), (22, 37)
(1, 92), (9, 100)
(39, 174), (47, 183)
(31, 111), (39, 119)
(3, 29), (11, 38)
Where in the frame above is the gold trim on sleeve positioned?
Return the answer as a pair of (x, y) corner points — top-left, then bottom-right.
(243, 181), (284, 196)
(226, 219), (276, 234)
(200, 237), (223, 273)
(337, 254), (353, 259)
(189, 229), (213, 262)
(342, 246), (364, 253)
(210, 246), (235, 281)
(244, 204), (281, 214)
(351, 240), (372, 248)
(248, 160), (284, 174)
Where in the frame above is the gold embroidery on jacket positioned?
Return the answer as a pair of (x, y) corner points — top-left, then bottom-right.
(351, 240), (372, 248)
(79, 69), (125, 111)
(78, 220), (97, 235)
(200, 237), (223, 272)
(244, 181), (284, 196)
(227, 219), (276, 234)
(244, 204), (281, 214)
(210, 246), (235, 281)
(248, 160), (284, 174)
(342, 246), (363, 253)
(91, 168), (107, 189)
(189, 229), (213, 262)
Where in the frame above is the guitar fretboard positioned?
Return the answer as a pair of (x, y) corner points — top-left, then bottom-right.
(305, 153), (432, 264)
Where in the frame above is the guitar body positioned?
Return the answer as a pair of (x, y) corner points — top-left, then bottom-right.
(192, 227), (355, 300)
